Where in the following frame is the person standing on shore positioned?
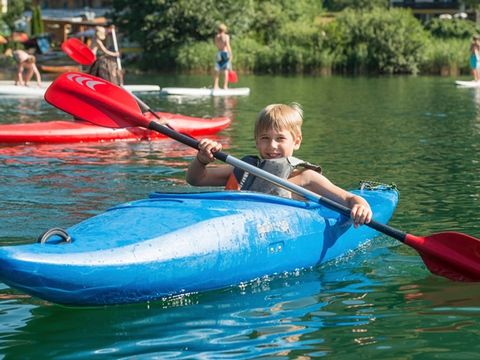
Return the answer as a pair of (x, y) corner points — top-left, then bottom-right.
(470, 35), (480, 81)
(213, 23), (232, 90)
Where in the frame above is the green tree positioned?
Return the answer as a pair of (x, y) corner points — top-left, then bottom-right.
(328, 8), (429, 74)
(112, 0), (256, 67)
(30, 5), (44, 36)
(425, 17), (477, 38)
(323, 0), (388, 11)
(250, 0), (322, 43)
(111, 0), (323, 69)
(2, 0), (31, 30)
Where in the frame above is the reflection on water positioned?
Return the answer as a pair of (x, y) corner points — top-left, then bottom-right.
(0, 254), (386, 359)
(1, 75), (480, 358)
(0, 136), (230, 166)
(0, 97), (58, 124)
(157, 93), (240, 121)
(1, 241), (479, 359)
(213, 96), (238, 120)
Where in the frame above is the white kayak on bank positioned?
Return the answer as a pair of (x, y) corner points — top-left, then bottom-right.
(160, 87), (250, 97)
(0, 81), (160, 97)
(455, 80), (480, 88)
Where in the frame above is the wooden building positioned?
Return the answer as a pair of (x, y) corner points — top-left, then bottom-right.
(32, 0), (113, 44)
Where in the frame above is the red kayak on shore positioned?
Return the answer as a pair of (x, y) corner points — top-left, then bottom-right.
(0, 112), (231, 144)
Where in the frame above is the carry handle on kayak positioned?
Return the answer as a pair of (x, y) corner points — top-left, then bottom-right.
(44, 72), (480, 282)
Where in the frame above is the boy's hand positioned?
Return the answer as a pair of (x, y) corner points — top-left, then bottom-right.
(197, 139), (222, 165)
(350, 201), (372, 228)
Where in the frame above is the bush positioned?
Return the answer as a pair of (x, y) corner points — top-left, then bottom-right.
(327, 8), (429, 74)
(176, 37), (265, 73)
(425, 18), (478, 39)
(323, 0), (388, 11)
(176, 41), (215, 73)
(421, 37), (469, 75)
(231, 37), (263, 73)
(114, 0), (471, 75)
(174, 34), (335, 75)
(251, 0), (322, 44)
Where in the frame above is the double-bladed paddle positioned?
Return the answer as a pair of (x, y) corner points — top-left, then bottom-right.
(44, 72), (480, 282)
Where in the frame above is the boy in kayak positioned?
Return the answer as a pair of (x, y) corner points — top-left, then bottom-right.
(13, 50), (42, 87)
(186, 103), (372, 227)
(213, 23), (232, 90)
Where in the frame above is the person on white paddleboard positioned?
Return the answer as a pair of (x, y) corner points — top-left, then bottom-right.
(213, 23), (232, 90)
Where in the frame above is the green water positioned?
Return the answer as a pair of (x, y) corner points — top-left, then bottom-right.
(0, 74), (480, 358)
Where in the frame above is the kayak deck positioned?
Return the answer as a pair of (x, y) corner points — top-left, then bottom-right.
(0, 112), (231, 143)
(0, 187), (398, 306)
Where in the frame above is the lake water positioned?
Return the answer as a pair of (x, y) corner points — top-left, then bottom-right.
(1, 74), (480, 358)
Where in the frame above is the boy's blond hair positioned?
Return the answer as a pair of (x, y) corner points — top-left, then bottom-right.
(254, 103), (303, 139)
(217, 23), (227, 33)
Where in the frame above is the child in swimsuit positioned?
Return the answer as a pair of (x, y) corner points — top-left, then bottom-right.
(213, 23), (232, 89)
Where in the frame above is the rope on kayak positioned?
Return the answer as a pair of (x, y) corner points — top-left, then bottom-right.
(359, 180), (398, 191)
(37, 227), (72, 244)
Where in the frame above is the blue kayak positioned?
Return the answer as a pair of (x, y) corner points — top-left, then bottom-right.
(0, 186), (398, 306)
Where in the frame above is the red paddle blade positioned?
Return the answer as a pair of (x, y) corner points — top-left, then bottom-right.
(45, 72), (148, 128)
(228, 70), (238, 83)
(405, 232), (480, 281)
(61, 38), (96, 66)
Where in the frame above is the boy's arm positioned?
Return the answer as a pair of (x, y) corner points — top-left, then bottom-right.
(186, 138), (233, 186)
(186, 159), (232, 186)
(296, 170), (372, 227)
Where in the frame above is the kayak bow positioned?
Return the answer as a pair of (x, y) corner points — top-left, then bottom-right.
(0, 186), (398, 305)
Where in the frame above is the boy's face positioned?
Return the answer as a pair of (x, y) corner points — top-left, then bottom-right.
(255, 127), (301, 159)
